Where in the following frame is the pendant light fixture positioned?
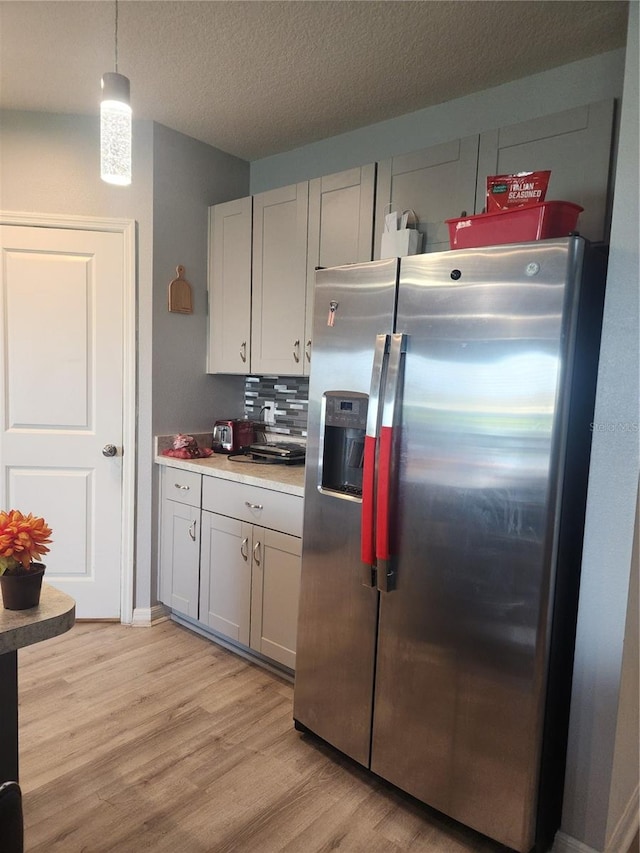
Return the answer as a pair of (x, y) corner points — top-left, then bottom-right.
(100, 0), (131, 185)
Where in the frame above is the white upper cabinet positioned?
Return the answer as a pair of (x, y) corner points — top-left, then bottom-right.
(305, 164), (376, 373)
(307, 164), (376, 269)
(207, 101), (616, 376)
(251, 182), (309, 376)
(207, 197), (252, 374)
(374, 136), (480, 257)
(475, 100), (615, 243)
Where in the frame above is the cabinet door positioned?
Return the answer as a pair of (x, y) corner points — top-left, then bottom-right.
(305, 164), (375, 374)
(374, 136), (479, 258)
(251, 182), (308, 375)
(207, 197), (252, 374)
(159, 499), (200, 619)
(475, 100), (614, 243)
(199, 511), (252, 645)
(250, 527), (302, 670)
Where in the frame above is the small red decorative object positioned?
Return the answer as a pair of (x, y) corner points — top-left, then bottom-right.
(161, 434), (213, 459)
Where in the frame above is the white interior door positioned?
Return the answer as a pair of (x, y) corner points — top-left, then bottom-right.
(1, 223), (126, 618)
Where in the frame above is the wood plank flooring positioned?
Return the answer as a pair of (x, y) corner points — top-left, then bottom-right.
(17, 620), (507, 853)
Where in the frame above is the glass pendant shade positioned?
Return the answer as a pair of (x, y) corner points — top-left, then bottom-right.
(100, 72), (132, 186)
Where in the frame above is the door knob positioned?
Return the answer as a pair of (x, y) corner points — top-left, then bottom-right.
(102, 444), (118, 457)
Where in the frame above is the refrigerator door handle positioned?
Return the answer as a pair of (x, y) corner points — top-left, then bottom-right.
(361, 333), (389, 585)
(376, 332), (406, 592)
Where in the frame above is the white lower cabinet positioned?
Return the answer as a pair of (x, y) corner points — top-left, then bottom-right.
(159, 468), (202, 619)
(199, 477), (303, 670)
(199, 512), (252, 645)
(159, 466), (303, 671)
(199, 514), (302, 669)
(250, 527), (302, 670)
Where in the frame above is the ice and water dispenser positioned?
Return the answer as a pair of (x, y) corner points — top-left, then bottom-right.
(320, 391), (368, 498)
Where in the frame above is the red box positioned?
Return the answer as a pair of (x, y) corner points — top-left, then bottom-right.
(446, 201), (583, 250)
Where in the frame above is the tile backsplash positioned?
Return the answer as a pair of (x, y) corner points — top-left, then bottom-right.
(244, 376), (309, 437)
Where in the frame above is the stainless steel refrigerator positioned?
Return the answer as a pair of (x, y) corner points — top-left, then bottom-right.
(293, 237), (606, 853)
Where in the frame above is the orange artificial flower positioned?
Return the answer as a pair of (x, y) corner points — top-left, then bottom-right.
(0, 509), (53, 573)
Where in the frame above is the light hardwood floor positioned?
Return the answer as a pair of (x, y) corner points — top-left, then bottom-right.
(17, 620), (508, 852)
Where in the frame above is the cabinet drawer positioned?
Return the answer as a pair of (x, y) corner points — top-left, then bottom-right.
(202, 477), (303, 536)
(162, 467), (202, 508)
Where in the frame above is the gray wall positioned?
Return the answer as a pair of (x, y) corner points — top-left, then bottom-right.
(152, 122), (248, 436)
(607, 482), (639, 845)
(150, 122), (248, 605)
(561, 5), (640, 850)
(250, 49), (625, 193)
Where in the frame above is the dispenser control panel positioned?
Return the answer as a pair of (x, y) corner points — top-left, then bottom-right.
(321, 391), (368, 499)
(325, 394), (367, 431)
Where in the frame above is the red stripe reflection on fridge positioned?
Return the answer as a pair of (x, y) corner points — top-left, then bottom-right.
(293, 237), (606, 853)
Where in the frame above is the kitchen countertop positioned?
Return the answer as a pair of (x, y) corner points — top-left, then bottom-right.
(156, 452), (306, 497)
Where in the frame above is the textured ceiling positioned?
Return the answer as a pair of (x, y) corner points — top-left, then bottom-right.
(0, 0), (629, 161)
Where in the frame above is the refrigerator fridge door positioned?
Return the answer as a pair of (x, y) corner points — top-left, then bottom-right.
(294, 258), (398, 766)
(369, 238), (585, 853)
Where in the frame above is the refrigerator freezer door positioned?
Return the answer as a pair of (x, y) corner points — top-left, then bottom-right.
(370, 239), (583, 852)
(294, 258), (398, 767)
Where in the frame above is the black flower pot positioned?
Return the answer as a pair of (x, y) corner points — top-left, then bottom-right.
(0, 564), (45, 610)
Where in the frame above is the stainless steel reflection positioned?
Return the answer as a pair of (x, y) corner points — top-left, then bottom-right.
(365, 334), (389, 438)
(371, 244), (575, 851)
(294, 258), (398, 767)
(294, 238), (601, 853)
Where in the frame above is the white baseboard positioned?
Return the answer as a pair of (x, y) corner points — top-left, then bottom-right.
(553, 833), (598, 853)
(130, 604), (171, 627)
(553, 784), (640, 853)
(607, 784), (640, 853)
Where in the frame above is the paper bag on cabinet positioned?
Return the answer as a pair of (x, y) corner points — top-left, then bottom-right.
(380, 208), (423, 258)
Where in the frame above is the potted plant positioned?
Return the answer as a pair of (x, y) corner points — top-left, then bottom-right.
(0, 510), (52, 610)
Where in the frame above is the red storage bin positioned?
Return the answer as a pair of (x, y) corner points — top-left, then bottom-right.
(446, 201), (583, 250)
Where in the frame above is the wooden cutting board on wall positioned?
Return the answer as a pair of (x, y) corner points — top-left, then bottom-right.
(168, 265), (193, 314)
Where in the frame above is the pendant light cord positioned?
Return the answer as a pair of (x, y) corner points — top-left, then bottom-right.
(114, 0), (119, 73)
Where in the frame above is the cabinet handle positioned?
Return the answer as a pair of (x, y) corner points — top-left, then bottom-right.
(253, 540), (261, 566)
(244, 501), (263, 511)
(240, 537), (249, 561)
(174, 483), (190, 491)
(240, 341), (247, 363)
(293, 339), (300, 363)
(305, 339), (312, 362)
(188, 520), (197, 541)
